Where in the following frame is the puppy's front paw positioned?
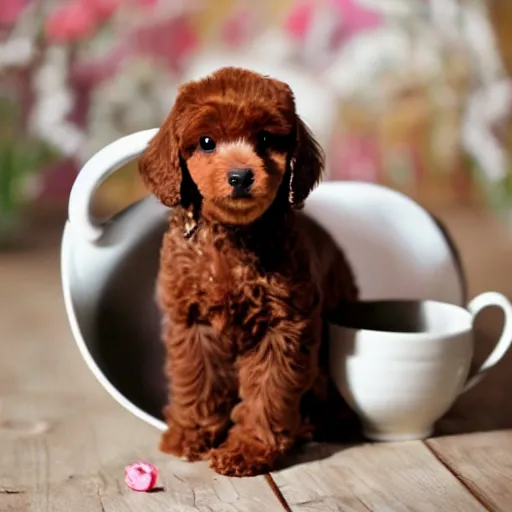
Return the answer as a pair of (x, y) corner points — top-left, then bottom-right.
(209, 428), (281, 477)
(159, 424), (213, 462)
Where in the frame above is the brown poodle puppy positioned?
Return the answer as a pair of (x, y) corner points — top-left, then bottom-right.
(139, 67), (359, 477)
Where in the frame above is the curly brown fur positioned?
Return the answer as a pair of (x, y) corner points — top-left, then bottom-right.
(139, 67), (359, 477)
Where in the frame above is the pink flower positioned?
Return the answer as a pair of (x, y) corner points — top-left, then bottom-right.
(329, 133), (380, 182)
(285, 0), (382, 46)
(88, 0), (120, 21)
(45, 1), (99, 43)
(133, 0), (159, 6)
(221, 8), (254, 48)
(284, 0), (314, 41)
(330, 0), (382, 39)
(133, 15), (197, 72)
(0, 0), (30, 25)
(125, 462), (159, 492)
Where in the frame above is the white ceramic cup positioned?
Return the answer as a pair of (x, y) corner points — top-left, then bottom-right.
(329, 293), (512, 442)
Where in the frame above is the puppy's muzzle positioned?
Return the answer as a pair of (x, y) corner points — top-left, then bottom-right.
(228, 168), (254, 198)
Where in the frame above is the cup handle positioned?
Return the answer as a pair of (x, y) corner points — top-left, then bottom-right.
(462, 291), (512, 393)
(68, 128), (159, 243)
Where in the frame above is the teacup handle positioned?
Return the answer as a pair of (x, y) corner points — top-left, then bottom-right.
(68, 128), (159, 243)
(462, 291), (512, 392)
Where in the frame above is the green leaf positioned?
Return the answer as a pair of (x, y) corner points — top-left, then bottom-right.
(468, 156), (512, 211)
(0, 136), (59, 214)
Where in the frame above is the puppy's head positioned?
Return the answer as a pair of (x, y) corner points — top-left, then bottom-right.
(139, 67), (324, 225)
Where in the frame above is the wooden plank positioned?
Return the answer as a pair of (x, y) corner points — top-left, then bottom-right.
(427, 431), (512, 512)
(0, 397), (284, 512)
(271, 441), (487, 511)
(0, 247), (284, 512)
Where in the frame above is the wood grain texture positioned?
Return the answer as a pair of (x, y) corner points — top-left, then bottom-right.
(0, 246), (283, 512)
(427, 431), (512, 512)
(271, 441), (486, 512)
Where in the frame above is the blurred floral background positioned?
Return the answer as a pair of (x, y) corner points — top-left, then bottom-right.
(1, 0), (512, 246)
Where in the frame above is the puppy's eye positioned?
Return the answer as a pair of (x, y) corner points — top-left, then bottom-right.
(257, 131), (290, 153)
(258, 131), (271, 149)
(199, 136), (216, 152)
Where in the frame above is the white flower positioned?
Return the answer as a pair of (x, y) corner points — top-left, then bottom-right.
(0, 38), (34, 70)
(461, 0), (505, 86)
(33, 47), (69, 92)
(462, 79), (512, 182)
(358, 0), (423, 17)
(429, 0), (461, 43)
(323, 27), (412, 101)
(28, 45), (85, 157)
(0, 0), (38, 71)
(248, 29), (298, 65)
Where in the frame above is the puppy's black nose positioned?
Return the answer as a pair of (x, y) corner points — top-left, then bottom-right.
(227, 168), (254, 194)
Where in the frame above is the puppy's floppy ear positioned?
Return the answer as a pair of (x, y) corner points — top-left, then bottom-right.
(138, 110), (181, 207)
(289, 116), (325, 209)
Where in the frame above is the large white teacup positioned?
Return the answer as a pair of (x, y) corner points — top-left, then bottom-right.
(62, 129), (467, 432)
(330, 294), (512, 442)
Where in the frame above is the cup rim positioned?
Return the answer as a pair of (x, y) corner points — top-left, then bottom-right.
(329, 299), (472, 338)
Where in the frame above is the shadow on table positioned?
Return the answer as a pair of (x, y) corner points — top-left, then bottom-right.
(275, 394), (366, 471)
(275, 442), (359, 471)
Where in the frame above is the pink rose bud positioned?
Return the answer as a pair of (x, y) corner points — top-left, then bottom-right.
(45, 1), (98, 43)
(124, 461), (159, 492)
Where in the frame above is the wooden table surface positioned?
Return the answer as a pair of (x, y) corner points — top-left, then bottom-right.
(1, 207), (512, 512)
